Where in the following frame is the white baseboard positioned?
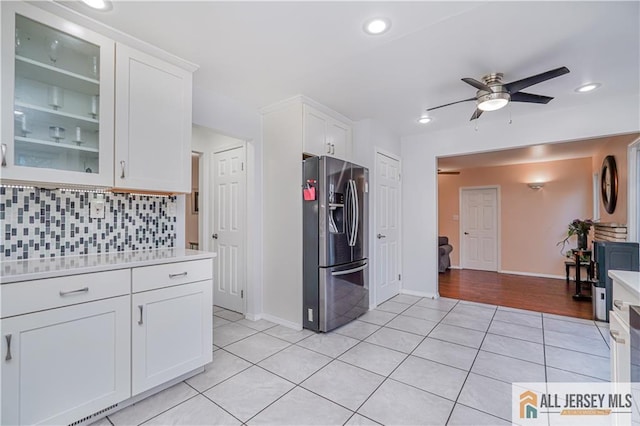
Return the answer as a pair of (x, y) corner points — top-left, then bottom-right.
(449, 265), (462, 270)
(499, 270), (565, 280)
(244, 312), (262, 321)
(401, 289), (440, 299)
(260, 313), (302, 330)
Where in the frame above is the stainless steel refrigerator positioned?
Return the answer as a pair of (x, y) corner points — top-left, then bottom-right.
(303, 156), (369, 332)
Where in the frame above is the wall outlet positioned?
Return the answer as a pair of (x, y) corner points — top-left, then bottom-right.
(90, 199), (105, 219)
(167, 201), (177, 216)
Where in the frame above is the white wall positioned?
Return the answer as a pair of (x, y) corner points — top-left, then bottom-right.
(401, 94), (640, 297)
(353, 119), (402, 306)
(192, 86), (263, 320)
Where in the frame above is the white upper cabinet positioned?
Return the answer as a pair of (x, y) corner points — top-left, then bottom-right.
(302, 104), (352, 161)
(1, 2), (114, 187)
(115, 44), (192, 193)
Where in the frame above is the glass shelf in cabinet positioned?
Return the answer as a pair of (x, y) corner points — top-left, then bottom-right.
(16, 56), (99, 96)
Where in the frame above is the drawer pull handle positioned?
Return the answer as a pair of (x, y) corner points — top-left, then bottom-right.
(59, 287), (89, 296)
(1, 144), (7, 167)
(138, 305), (144, 325)
(613, 299), (627, 310)
(5, 335), (12, 361)
(169, 272), (188, 279)
(120, 160), (126, 179)
(610, 330), (626, 344)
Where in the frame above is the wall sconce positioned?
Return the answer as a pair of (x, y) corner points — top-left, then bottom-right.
(527, 182), (545, 190)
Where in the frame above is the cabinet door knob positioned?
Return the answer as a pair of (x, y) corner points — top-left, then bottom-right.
(138, 305), (144, 325)
(5, 334), (12, 361)
(1, 144), (6, 167)
(120, 160), (126, 179)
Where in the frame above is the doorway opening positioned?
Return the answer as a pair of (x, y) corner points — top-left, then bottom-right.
(185, 152), (201, 250)
(436, 133), (639, 318)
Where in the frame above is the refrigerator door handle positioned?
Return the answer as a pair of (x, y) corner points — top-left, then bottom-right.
(345, 181), (352, 243)
(352, 180), (359, 246)
(347, 180), (357, 247)
(331, 262), (369, 276)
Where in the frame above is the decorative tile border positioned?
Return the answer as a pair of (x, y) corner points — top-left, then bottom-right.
(1, 187), (177, 260)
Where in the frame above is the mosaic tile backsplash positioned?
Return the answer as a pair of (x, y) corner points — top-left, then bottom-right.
(1, 187), (177, 260)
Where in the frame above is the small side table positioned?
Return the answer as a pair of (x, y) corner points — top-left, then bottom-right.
(572, 249), (592, 301)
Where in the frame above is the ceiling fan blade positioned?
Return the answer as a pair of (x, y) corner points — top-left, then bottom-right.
(504, 66), (570, 93)
(470, 108), (483, 121)
(510, 92), (554, 104)
(462, 78), (492, 92)
(427, 97), (476, 111)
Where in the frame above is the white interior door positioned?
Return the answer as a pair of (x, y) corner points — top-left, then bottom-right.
(461, 187), (498, 271)
(375, 152), (401, 304)
(212, 146), (246, 313)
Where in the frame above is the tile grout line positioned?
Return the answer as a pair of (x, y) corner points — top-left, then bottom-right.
(444, 304), (504, 425)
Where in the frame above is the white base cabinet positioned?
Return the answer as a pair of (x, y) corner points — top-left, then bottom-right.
(1, 256), (214, 425)
(610, 310), (631, 383)
(1, 296), (131, 426)
(132, 280), (213, 395)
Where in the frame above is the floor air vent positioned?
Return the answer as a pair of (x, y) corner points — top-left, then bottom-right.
(68, 403), (119, 426)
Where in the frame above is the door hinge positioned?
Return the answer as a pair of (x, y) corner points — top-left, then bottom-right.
(398, 274), (401, 281)
(241, 290), (244, 298)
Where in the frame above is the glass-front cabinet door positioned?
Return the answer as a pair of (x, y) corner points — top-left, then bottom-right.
(1, 2), (114, 187)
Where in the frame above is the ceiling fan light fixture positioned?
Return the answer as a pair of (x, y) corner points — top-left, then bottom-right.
(575, 83), (601, 93)
(477, 92), (510, 111)
(363, 18), (391, 35)
(417, 115), (432, 124)
(81, 0), (112, 10)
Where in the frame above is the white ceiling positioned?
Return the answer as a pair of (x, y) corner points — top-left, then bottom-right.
(59, 1), (639, 139)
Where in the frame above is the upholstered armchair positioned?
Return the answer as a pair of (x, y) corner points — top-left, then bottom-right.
(439, 236), (453, 273)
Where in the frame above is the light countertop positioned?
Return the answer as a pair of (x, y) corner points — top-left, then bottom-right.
(1, 249), (217, 284)
(609, 270), (640, 296)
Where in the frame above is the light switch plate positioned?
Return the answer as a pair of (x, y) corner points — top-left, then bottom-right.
(167, 201), (177, 215)
(90, 200), (105, 219)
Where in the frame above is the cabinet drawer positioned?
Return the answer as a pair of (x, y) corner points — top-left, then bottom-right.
(132, 259), (213, 293)
(612, 280), (640, 325)
(1, 269), (130, 318)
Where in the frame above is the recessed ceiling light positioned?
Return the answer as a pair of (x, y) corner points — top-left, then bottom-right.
(417, 116), (432, 124)
(363, 18), (391, 35)
(81, 0), (112, 11)
(575, 83), (601, 93)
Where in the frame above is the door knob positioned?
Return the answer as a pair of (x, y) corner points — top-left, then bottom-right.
(377, 234), (386, 239)
(212, 233), (218, 239)
(464, 232), (469, 235)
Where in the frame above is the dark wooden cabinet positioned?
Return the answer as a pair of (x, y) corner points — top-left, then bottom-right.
(594, 241), (639, 321)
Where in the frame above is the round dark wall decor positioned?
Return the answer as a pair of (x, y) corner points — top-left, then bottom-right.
(600, 155), (618, 214)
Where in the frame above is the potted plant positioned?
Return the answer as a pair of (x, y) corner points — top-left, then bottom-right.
(557, 218), (593, 257)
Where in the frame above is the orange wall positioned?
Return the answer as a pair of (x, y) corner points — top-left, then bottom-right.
(592, 134), (638, 224)
(438, 157), (593, 277)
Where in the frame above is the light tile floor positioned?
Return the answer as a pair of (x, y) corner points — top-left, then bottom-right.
(95, 296), (611, 425)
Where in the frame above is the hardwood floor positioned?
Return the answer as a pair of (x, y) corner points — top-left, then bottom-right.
(438, 269), (594, 320)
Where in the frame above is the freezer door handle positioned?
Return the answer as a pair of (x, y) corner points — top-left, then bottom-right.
(331, 262), (368, 276)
